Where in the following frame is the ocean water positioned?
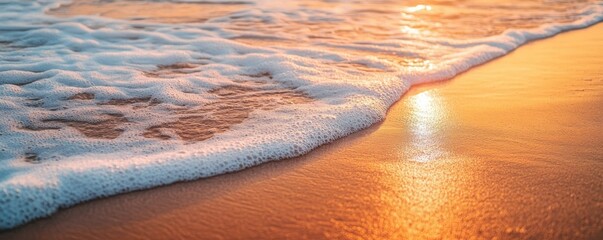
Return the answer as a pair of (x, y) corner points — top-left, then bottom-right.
(0, 0), (602, 229)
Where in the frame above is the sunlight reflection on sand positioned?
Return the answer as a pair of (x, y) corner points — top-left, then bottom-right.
(405, 90), (448, 163)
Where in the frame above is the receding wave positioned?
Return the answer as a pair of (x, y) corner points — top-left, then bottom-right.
(1, 0), (602, 229)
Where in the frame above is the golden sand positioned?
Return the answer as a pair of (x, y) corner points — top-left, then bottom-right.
(2, 23), (602, 240)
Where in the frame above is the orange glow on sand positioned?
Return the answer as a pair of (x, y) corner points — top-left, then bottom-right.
(3, 23), (601, 240)
(1, 0), (602, 239)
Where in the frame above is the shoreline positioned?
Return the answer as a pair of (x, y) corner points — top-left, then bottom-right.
(2, 23), (603, 239)
(3, 1), (603, 231)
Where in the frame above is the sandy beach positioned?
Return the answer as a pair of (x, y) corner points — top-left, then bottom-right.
(2, 21), (603, 240)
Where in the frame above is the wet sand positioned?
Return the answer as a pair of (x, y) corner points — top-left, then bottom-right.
(2, 23), (603, 240)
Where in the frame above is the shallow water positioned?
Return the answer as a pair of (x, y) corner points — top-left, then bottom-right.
(1, 22), (601, 240)
(0, 0), (602, 229)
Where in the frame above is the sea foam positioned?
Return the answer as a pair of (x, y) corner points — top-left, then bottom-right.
(1, 0), (602, 229)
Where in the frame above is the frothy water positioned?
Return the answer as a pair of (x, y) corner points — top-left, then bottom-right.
(1, 0), (602, 229)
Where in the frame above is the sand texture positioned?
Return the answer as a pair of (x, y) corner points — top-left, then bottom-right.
(2, 22), (602, 240)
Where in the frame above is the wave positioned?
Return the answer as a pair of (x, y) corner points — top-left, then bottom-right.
(1, 0), (602, 229)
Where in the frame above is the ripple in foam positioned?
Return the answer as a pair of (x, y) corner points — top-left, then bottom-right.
(0, 0), (602, 229)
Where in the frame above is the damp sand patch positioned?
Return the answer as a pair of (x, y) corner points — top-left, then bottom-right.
(21, 73), (313, 143)
(143, 85), (312, 142)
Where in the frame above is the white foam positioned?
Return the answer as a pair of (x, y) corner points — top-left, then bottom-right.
(1, 0), (602, 229)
